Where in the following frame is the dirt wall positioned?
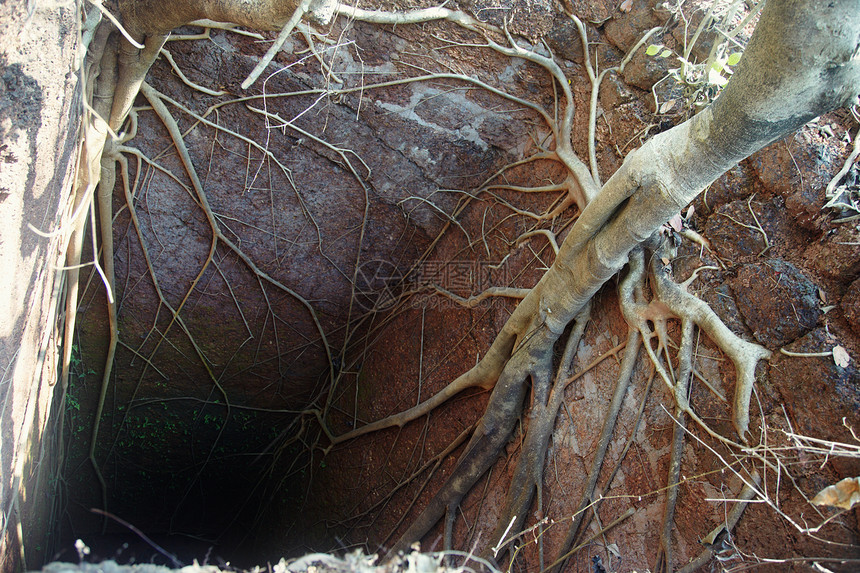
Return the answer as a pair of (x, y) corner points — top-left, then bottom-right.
(0, 2), (80, 570)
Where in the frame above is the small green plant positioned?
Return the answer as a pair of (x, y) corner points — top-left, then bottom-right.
(647, 0), (760, 114)
(646, 43), (742, 88)
(646, 42), (743, 114)
(68, 344), (97, 382)
(65, 392), (80, 412)
(65, 344), (94, 437)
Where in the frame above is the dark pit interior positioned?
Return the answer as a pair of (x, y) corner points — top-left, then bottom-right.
(54, 15), (522, 566)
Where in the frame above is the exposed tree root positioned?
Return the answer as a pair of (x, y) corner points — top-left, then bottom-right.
(646, 239), (772, 440)
(484, 302), (594, 568)
(384, 310), (557, 558)
(431, 286), (530, 309)
(676, 471), (762, 573)
(59, 15), (119, 522)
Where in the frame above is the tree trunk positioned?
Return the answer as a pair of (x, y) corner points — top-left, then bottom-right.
(543, 0), (860, 336)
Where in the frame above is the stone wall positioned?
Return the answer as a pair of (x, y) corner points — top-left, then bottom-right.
(0, 2), (80, 570)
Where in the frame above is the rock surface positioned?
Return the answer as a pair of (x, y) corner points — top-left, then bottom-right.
(733, 259), (822, 347)
(844, 278), (860, 335)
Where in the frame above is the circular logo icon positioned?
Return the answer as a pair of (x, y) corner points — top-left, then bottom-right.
(353, 259), (404, 311)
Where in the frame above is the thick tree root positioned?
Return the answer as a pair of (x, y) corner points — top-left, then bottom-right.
(647, 240), (771, 440)
(550, 248), (650, 563)
(676, 471), (761, 573)
(385, 313), (557, 558)
(484, 302), (592, 566)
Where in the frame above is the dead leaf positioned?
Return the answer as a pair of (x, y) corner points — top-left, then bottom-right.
(668, 213), (683, 232)
(811, 476), (860, 510)
(686, 204), (695, 220)
(659, 99), (676, 114)
(833, 345), (851, 368)
(619, 0), (633, 12)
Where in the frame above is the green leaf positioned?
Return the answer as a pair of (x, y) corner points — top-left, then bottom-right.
(726, 52), (742, 66)
(660, 49), (672, 58)
(645, 44), (662, 56)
